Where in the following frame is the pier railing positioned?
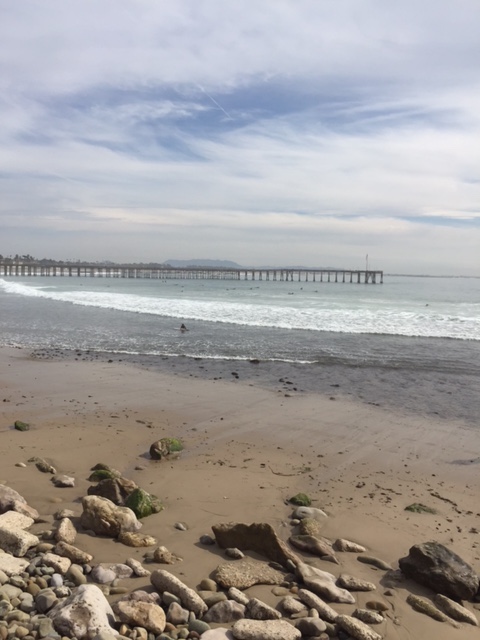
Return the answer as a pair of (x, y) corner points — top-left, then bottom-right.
(0, 262), (383, 284)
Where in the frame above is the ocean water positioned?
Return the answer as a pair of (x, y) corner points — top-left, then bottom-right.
(0, 274), (479, 376)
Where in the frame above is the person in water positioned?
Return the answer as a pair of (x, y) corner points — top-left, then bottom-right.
(180, 323), (188, 331)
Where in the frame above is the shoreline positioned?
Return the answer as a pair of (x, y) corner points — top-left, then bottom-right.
(1, 345), (480, 638)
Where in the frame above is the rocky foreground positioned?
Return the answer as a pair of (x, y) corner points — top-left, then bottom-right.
(1, 444), (480, 640)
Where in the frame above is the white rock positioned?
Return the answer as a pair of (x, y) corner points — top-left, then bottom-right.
(55, 518), (77, 544)
(232, 619), (301, 640)
(49, 584), (118, 639)
(292, 507), (328, 521)
(43, 552), (72, 574)
(0, 526), (39, 556)
(125, 557), (150, 577)
(296, 562), (355, 604)
(297, 589), (339, 622)
(0, 555), (29, 576)
(336, 614), (382, 640)
(150, 569), (207, 616)
(0, 512), (34, 529)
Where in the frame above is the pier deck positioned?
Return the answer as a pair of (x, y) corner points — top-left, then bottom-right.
(0, 262), (383, 284)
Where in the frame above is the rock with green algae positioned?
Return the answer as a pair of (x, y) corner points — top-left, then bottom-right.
(125, 488), (163, 518)
(289, 493), (312, 507)
(88, 464), (121, 482)
(149, 438), (184, 460)
(405, 503), (437, 514)
(14, 420), (30, 431)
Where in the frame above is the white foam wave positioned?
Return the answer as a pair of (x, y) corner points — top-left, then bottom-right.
(1, 278), (479, 341)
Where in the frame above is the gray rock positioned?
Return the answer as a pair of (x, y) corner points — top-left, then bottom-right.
(166, 601), (189, 625)
(200, 534), (216, 545)
(48, 584), (118, 639)
(232, 619), (301, 640)
(150, 569), (207, 617)
(294, 616), (327, 635)
(337, 574), (376, 592)
(188, 619), (211, 635)
(52, 475), (75, 488)
(43, 552), (71, 574)
(297, 589), (339, 622)
(203, 600), (245, 623)
(296, 563), (355, 604)
(336, 614), (383, 640)
(214, 559), (286, 589)
(54, 518), (77, 544)
(125, 557), (150, 577)
(353, 609), (384, 624)
(334, 539), (366, 552)
(289, 535), (337, 563)
(228, 587), (250, 606)
(91, 565), (116, 584)
(87, 477), (137, 505)
(212, 522), (299, 568)
(80, 495), (141, 538)
(67, 564), (87, 586)
(357, 555), (392, 571)
(245, 598), (281, 620)
(399, 542), (480, 601)
(280, 596), (307, 615)
(107, 563), (133, 579)
(292, 507), (328, 522)
(434, 593), (479, 625)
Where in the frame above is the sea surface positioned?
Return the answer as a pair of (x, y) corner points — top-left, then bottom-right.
(1, 274), (479, 422)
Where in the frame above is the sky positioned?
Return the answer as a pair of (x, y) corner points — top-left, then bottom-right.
(1, 1), (479, 275)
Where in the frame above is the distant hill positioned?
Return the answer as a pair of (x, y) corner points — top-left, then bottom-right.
(165, 259), (243, 268)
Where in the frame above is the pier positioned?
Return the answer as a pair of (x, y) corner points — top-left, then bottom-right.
(0, 262), (383, 284)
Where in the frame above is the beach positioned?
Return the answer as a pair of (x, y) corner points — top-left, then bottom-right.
(1, 344), (479, 638)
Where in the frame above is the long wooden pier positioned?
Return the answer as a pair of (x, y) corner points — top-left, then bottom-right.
(0, 262), (383, 284)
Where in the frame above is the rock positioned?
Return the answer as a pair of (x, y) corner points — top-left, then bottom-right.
(336, 614), (383, 640)
(289, 493), (311, 507)
(280, 596), (307, 615)
(118, 531), (156, 547)
(14, 420), (30, 431)
(166, 601), (189, 625)
(406, 593), (459, 627)
(153, 546), (182, 564)
(294, 617), (327, 635)
(337, 574), (376, 591)
(48, 584), (118, 639)
(54, 540), (93, 564)
(149, 438), (183, 460)
(87, 477), (137, 505)
(0, 525), (39, 556)
(200, 630), (234, 640)
(203, 600), (246, 623)
(296, 562), (355, 604)
(189, 619), (211, 635)
(200, 534), (216, 545)
(212, 522), (299, 568)
(125, 488), (162, 518)
(43, 552), (71, 574)
(434, 593), (479, 625)
(353, 609), (384, 624)
(125, 557), (150, 577)
(0, 511), (34, 529)
(289, 535), (337, 562)
(150, 569), (207, 616)
(174, 521), (188, 531)
(298, 517), (325, 537)
(357, 555), (392, 571)
(228, 587), (250, 606)
(52, 475), (75, 488)
(199, 578), (218, 591)
(54, 518), (77, 544)
(29, 457), (56, 474)
(67, 564), (88, 585)
(107, 563), (133, 579)
(36, 588), (58, 613)
(366, 600), (389, 612)
(80, 495), (141, 537)
(91, 565), (116, 584)
(334, 539), (366, 553)
(0, 555), (29, 576)
(88, 464), (122, 481)
(399, 542), (480, 601)
(232, 619), (301, 640)
(245, 597), (281, 620)
(214, 559), (286, 589)
(226, 547), (245, 559)
(297, 589), (339, 622)
(292, 507), (328, 522)
(113, 600), (166, 634)
(0, 484), (39, 519)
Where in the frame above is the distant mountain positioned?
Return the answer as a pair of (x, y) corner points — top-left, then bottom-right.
(165, 259), (243, 268)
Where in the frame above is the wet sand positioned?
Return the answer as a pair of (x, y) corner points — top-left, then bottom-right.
(1, 345), (479, 638)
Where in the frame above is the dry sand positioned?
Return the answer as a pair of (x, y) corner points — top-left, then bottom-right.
(1, 345), (479, 638)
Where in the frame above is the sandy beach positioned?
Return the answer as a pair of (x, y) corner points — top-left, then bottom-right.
(1, 345), (479, 638)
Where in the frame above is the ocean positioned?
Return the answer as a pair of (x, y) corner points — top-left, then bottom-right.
(1, 274), (479, 422)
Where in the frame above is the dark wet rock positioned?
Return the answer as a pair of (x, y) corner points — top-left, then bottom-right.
(212, 522), (299, 568)
(288, 493), (311, 507)
(149, 438), (183, 460)
(125, 488), (163, 518)
(87, 477), (137, 505)
(14, 420), (30, 431)
(399, 542), (479, 601)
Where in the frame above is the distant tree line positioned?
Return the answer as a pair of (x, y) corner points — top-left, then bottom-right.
(0, 254), (173, 268)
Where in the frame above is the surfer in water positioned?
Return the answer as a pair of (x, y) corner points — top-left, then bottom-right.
(180, 323), (188, 332)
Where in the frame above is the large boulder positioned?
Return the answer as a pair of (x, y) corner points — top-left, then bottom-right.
(80, 495), (141, 538)
(125, 488), (163, 518)
(212, 522), (299, 569)
(48, 584), (117, 639)
(0, 484), (39, 520)
(213, 559), (286, 589)
(399, 542), (479, 601)
(149, 438), (183, 460)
